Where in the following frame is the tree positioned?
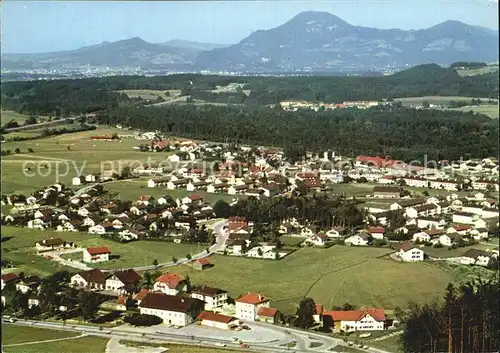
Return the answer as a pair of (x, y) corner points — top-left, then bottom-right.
(172, 257), (178, 263)
(342, 303), (355, 311)
(124, 314), (162, 326)
(186, 253), (192, 260)
(141, 271), (153, 289)
(213, 200), (231, 218)
(152, 259), (159, 268)
(14, 148), (21, 154)
(78, 291), (99, 320)
(121, 166), (132, 179)
(295, 297), (316, 329)
(24, 116), (38, 125)
(422, 101), (430, 108)
(27, 148), (34, 153)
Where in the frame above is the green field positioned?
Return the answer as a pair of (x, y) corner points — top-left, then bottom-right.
(119, 89), (182, 100)
(120, 340), (248, 353)
(368, 334), (403, 353)
(455, 65), (499, 77)
(1, 226), (203, 273)
(1, 110), (30, 125)
(2, 325), (109, 353)
(171, 246), (456, 313)
(395, 96), (498, 105)
(443, 105), (499, 119)
(1, 127), (174, 195)
(105, 180), (237, 204)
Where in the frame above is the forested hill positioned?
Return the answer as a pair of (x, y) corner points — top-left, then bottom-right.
(95, 104), (499, 162)
(1, 64), (498, 116)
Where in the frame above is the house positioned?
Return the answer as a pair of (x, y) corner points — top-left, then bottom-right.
(325, 227), (345, 238)
(452, 212), (477, 225)
(139, 292), (204, 326)
(153, 273), (187, 296)
(71, 269), (109, 291)
(323, 308), (386, 332)
(235, 292), (270, 321)
(437, 233), (463, 247)
(115, 296), (128, 311)
(345, 234), (371, 246)
(314, 304), (324, 324)
(27, 218), (47, 230)
(190, 285), (228, 311)
(1, 273), (19, 290)
(72, 176), (83, 186)
(105, 269), (142, 294)
(393, 242), (425, 262)
(83, 247), (111, 263)
(303, 233), (328, 246)
(133, 289), (151, 305)
(35, 238), (74, 252)
(88, 225), (106, 235)
(461, 249), (497, 267)
(367, 227), (385, 239)
(28, 294), (42, 308)
(373, 186), (400, 199)
(192, 258), (212, 271)
(257, 307), (280, 324)
(197, 311), (239, 330)
(390, 198), (426, 210)
(448, 224), (472, 235)
(16, 276), (42, 294)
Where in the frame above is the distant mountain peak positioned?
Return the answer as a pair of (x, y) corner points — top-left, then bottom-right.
(287, 10), (351, 27)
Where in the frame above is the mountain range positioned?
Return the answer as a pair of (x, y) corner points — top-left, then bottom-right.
(2, 11), (498, 73)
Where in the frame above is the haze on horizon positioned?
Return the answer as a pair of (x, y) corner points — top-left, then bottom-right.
(1, 0), (498, 54)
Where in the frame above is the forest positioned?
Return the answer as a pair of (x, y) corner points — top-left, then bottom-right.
(402, 277), (499, 353)
(94, 103), (499, 162)
(1, 64), (498, 116)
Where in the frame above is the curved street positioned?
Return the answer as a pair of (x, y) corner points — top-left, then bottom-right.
(44, 219), (229, 272)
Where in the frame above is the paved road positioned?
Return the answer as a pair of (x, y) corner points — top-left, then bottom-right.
(4, 319), (392, 353)
(45, 218), (229, 273)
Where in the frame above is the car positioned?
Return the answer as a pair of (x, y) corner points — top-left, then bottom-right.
(242, 325), (250, 330)
(240, 343), (249, 348)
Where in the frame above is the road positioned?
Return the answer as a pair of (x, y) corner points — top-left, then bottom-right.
(44, 218), (229, 273)
(3, 319), (393, 353)
(3, 116), (80, 132)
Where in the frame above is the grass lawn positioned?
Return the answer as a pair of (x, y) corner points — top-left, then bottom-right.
(1, 127), (173, 195)
(2, 325), (78, 344)
(395, 96), (498, 105)
(368, 334), (403, 353)
(1, 226), (204, 274)
(120, 340), (248, 352)
(455, 65), (499, 77)
(330, 345), (365, 353)
(172, 246), (456, 314)
(326, 183), (376, 197)
(423, 242), (498, 259)
(280, 236), (304, 247)
(118, 89), (182, 100)
(105, 179), (238, 204)
(442, 105), (499, 119)
(1, 110), (30, 125)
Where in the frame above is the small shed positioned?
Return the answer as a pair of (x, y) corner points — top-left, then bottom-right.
(193, 258), (212, 271)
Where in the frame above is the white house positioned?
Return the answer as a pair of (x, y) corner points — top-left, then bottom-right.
(83, 247), (111, 263)
(70, 269), (109, 291)
(393, 242), (425, 262)
(460, 249), (496, 267)
(324, 309), (385, 332)
(235, 292), (270, 321)
(190, 286), (228, 311)
(88, 225), (106, 235)
(197, 311), (239, 330)
(303, 233), (328, 246)
(153, 273), (187, 296)
(139, 293), (204, 326)
(345, 234), (371, 246)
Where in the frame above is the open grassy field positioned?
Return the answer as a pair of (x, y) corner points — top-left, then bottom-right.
(1, 110), (30, 125)
(118, 89), (181, 100)
(120, 340), (249, 353)
(172, 246), (456, 313)
(395, 96), (498, 105)
(455, 65), (499, 77)
(1, 127), (173, 195)
(105, 179), (237, 204)
(443, 105), (499, 119)
(423, 242), (498, 259)
(1, 226), (203, 274)
(368, 334), (403, 353)
(2, 326), (109, 353)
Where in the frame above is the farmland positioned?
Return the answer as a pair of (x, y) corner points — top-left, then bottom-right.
(172, 246), (457, 313)
(1, 127), (174, 195)
(1, 226), (202, 273)
(118, 89), (182, 100)
(394, 96), (498, 106)
(2, 326), (109, 353)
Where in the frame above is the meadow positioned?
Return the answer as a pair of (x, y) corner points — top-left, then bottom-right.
(171, 246), (457, 313)
(394, 96), (498, 105)
(1, 127), (174, 195)
(2, 326), (109, 353)
(118, 89), (182, 100)
(1, 110), (30, 125)
(443, 105), (499, 119)
(455, 65), (499, 77)
(1, 226), (203, 274)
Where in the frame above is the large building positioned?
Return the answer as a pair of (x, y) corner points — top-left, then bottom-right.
(235, 292), (270, 321)
(323, 308), (386, 332)
(138, 293), (204, 326)
(190, 285), (228, 311)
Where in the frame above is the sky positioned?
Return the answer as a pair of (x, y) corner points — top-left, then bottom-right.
(1, 0), (498, 54)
